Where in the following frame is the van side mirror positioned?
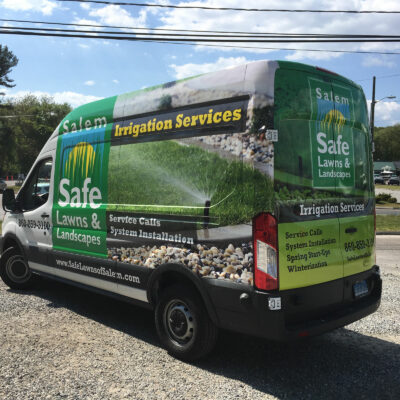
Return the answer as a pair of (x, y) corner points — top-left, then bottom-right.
(2, 188), (18, 212)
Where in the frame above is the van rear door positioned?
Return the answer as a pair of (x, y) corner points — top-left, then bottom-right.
(330, 79), (375, 278)
(274, 62), (375, 293)
(274, 62), (345, 292)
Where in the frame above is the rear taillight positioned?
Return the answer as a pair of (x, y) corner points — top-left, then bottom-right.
(253, 213), (278, 290)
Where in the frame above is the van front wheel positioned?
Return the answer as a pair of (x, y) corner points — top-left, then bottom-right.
(155, 284), (218, 360)
(0, 247), (35, 290)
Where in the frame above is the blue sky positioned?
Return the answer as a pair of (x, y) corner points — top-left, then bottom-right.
(1, 0), (400, 126)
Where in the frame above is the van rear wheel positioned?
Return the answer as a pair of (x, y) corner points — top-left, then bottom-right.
(155, 284), (218, 361)
(0, 247), (35, 290)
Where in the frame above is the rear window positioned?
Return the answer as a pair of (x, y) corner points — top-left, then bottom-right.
(273, 66), (372, 219)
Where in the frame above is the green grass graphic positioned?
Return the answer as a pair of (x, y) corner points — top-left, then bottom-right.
(108, 140), (274, 226)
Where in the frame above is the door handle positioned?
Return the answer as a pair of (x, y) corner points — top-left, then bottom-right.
(345, 227), (357, 234)
(41, 213), (50, 218)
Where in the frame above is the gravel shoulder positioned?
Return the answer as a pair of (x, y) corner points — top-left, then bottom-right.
(0, 239), (399, 400)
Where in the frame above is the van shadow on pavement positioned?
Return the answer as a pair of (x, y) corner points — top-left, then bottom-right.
(13, 276), (400, 400)
(13, 276), (159, 346)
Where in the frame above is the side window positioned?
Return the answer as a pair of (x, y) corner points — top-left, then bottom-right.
(19, 158), (52, 211)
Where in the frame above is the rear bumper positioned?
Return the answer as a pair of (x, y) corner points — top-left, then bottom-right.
(203, 266), (382, 341)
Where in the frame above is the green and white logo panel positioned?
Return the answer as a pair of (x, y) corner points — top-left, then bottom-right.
(52, 127), (111, 258)
(309, 78), (355, 188)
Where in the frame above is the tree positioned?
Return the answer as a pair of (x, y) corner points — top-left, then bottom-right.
(374, 124), (400, 161)
(0, 45), (18, 93)
(0, 95), (71, 176)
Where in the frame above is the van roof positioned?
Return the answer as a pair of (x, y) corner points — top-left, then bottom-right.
(53, 60), (362, 139)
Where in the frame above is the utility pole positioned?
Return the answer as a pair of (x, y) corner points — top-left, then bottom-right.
(370, 76), (376, 149)
(369, 77), (395, 156)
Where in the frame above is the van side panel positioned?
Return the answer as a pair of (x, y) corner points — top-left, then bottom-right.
(49, 62), (280, 297)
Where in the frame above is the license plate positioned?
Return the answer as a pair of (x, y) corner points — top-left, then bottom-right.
(353, 280), (368, 298)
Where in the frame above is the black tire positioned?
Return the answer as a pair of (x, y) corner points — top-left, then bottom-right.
(0, 247), (35, 290)
(155, 284), (218, 361)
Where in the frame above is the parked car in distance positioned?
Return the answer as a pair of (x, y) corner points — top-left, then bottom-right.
(388, 175), (400, 185)
(0, 179), (7, 193)
(374, 174), (385, 185)
(35, 182), (49, 194)
(16, 173), (25, 186)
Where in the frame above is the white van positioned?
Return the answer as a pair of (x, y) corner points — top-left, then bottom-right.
(1, 60), (381, 360)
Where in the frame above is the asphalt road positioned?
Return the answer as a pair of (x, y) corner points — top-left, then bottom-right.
(376, 208), (400, 215)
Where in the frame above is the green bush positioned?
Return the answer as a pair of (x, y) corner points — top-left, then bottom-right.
(376, 193), (397, 204)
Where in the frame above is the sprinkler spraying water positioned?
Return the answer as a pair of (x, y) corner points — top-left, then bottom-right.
(203, 199), (211, 229)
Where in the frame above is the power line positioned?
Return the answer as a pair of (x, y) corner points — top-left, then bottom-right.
(158, 41), (400, 56)
(1, 18), (399, 57)
(1, 18), (397, 38)
(57, 0), (400, 14)
(0, 114), (36, 119)
(0, 30), (400, 55)
(2, 25), (400, 40)
(2, 28), (400, 43)
(357, 73), (400, 82)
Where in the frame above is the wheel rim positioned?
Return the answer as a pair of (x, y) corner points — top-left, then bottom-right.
(5, 254), (31, 283)
(164, 299), (195, 347)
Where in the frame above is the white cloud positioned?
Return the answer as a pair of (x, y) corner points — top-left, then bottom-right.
(156, 0), (400, 61)
(170, 56), (252, 79)
(80, 3), (91, 11)
(362, 55), (396, 68)
(285, 51), (343, 62)
(372, 100), (400, 126)
(112, 79), (119, 84)
(88, 4), (148, 31)
(74, 18), (101, 29)
(78, 43), (90, 49)
(73, 19), (102, 35)
(0, 0), (58, 15)
(84, 80), (95, 86)
(4, 90), (103, 109)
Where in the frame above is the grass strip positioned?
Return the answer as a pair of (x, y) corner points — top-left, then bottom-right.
(376, 215), (400, 232)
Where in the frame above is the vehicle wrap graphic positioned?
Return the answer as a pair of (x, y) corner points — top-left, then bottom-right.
(309, 78), (355, 188)
(52, 125), (112, 258)
(274, 63), (374, 289)
(50, 60), (375, 291)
